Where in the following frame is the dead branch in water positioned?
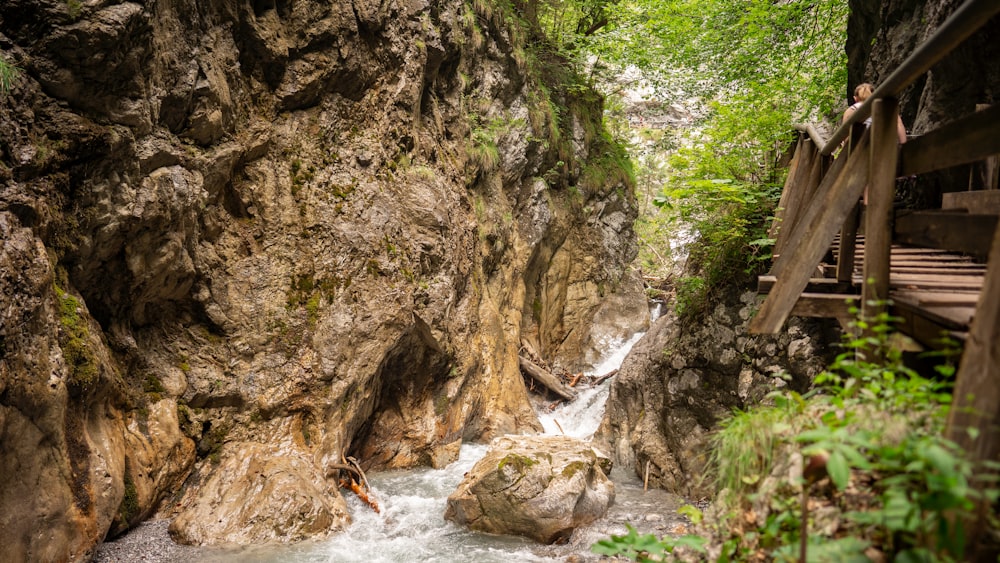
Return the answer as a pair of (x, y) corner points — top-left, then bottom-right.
(339, 478), (381, 514)
(332, 453), (380, 513)
(590, 369), (618, 386)
(519, 355), (576, 400)
(327, 463), (364, 479)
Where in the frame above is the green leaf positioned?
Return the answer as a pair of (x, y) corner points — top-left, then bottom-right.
(894, 548), (934, 563)
(923, 444), (956, 475)
(671, 534), (708, 553)
(677, 504), (703, 525)
(826, 449), (850, 490)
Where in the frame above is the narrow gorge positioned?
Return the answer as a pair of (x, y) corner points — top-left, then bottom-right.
(4, 0), (998, 561)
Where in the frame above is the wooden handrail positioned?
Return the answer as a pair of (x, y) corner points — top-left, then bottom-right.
(819, 0), (1000, 155)
(792, 123), (828, 150)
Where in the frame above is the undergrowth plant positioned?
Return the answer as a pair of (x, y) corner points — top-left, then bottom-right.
(0, 55), (20, 94)
(593, 307), (998, 562)
(654, 176), (779, 317)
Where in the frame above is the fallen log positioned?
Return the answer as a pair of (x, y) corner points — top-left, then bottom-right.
(590, 369), (618, 387)
(519, 355), (576, 400)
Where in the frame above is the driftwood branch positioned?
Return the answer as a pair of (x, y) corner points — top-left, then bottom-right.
(327, 463), (364, 479)
(519, 355), (576, 400)
(332, 453), (380, 513)
(591, 369), (618, 387)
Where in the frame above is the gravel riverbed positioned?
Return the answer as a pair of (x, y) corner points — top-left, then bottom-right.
(94, 521), (202, 563)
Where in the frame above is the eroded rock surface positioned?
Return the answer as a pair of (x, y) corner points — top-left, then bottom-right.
(168, 442), (351, 545)
(594, 291), (839, 499)
(0, 0), (639, 557)
(444, 435), (614, 544)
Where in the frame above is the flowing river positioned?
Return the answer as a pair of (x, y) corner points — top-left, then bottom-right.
(99, 325), (689, 562)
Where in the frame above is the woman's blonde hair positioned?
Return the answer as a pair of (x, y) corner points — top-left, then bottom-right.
(854, 83), (874, 102)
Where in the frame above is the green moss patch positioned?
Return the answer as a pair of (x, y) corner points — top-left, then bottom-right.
(55, 284), (99, 395)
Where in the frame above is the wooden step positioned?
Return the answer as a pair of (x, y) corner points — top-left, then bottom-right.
(894, 210), (998, 258)
(942, 190), (1000, 215)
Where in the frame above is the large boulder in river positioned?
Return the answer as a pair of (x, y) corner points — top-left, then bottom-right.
(444, 435), (614, 544)
(168, 442), (350, 545)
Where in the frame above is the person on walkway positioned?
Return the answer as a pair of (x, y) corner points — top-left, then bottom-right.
(843, 82), (907, 144)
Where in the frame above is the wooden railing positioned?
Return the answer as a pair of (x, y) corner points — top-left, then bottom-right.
(750, 0), (1000, 554)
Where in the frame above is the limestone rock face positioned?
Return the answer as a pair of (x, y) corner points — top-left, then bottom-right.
(0, 0), (639, 557)
(594, 291), (838, 498)
(445, 435), (614, 544)
(168, 442), (351, 545)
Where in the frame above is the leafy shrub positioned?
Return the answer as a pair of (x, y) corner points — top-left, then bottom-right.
(593, 309), (998, 561)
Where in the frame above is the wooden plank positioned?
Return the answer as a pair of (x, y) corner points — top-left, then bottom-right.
(887, 247), (955, 255)
(883, 278), (984, 290)
(769, 136), (804, 239)
(972, 103), (999, 191)
(947, 202), (1000, 556)
(863, 98), (901, 327)
(942, 190), (1000, 214)
(894, 211), (998, 258)
(892, 290), (982, 306)
(898, 102), (1000, 177)
(891, 304), (967, 347)
(887, 272), (985, 284)
(750, 134), (872, 334)
(774, 140), (817, 258)
(889, 259), (980, 267)
(770, 138), (856, 278)
(891, 266), (987, 275)
(794, 153), (826, 256)
(790, 293), (858, 318)
(757, 276), (854, 295)
(925, 305), (976, 326)
(837, 202), (861, 283)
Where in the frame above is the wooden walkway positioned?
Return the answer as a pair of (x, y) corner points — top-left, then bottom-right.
(758, 236), (989, 346)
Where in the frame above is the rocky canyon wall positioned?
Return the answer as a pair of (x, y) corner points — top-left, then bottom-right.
(0, 0), (644, 558)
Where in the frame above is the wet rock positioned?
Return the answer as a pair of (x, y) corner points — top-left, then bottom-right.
(595, 290), (839, 498)
(0, 0), (641, 557)
(444, 435), (614, 544)
(168, 442), (350, 545)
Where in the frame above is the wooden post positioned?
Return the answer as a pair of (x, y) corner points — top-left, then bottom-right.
(946, 219), (1000, 561)
(974, 103), (999, 191)
(774, 139), (816, 258)
(837, 202), (861, 283)
(862, 98), (900, 334)
(770, 136), (804, 240)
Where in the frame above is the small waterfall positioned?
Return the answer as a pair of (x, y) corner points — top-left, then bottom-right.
(263, 333), (647, 562)
(538, 331), (645, 440)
